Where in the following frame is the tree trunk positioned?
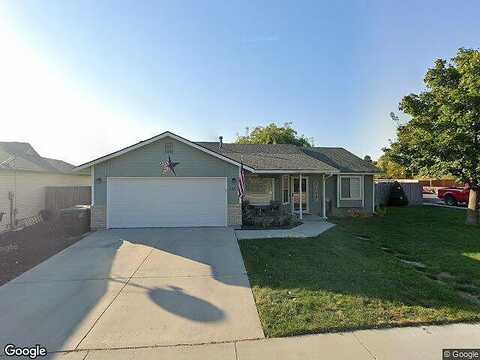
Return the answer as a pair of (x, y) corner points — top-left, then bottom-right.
(465, 189), (479, 225)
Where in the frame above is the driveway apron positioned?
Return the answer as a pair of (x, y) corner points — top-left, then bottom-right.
(0, 227), (264, 353)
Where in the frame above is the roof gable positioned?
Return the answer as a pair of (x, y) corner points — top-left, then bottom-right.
(75, 132), (255, 171)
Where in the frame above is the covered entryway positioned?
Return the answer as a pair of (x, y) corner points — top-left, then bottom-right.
(107, 177), (227, 228)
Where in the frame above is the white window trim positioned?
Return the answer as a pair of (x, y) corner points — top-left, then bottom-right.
(338, 175), (363, 201)
(281, 175), (290, 204)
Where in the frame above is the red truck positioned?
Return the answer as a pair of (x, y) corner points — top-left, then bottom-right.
(437, 187), (470, 206)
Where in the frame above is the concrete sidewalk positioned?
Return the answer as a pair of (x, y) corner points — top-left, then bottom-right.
(49, 322), (480, 359)
(235, 219), (335, 240)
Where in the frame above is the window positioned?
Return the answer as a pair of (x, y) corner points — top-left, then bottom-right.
(282, 175), (289, 204)
(340, 176), (362, 200)
(245, 177), (274, 205)
(165, 143), (174, 153)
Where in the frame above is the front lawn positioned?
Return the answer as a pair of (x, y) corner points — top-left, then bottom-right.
(239, 206), (480, 337)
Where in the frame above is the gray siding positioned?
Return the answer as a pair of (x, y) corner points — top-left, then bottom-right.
(308, 174), (323, 216)
(273, 175), (282, 202)
(93, 137), (239, 207)
(325, 175), (337, 215)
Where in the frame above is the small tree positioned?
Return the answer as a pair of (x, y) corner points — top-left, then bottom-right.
(389, 48), (480, 225)
(388, 181), (409, 206)
(236, 122), (311, 147)
(375, 153), (409, 179)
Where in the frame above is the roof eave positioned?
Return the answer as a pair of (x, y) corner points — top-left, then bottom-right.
(251, 169), (340, 174)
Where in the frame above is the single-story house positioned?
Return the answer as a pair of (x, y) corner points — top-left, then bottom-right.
(0, 142), (90, 230)
(76, 131), (380, 230)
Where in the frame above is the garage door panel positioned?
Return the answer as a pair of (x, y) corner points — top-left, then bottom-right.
(107, 178), (227, 228)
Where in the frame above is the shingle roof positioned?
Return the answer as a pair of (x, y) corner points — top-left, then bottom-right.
(74, 131), (379, 174)
(0, 142), (81, 174)
(197, 142), (339, 172)
(303, 147), (380, 173)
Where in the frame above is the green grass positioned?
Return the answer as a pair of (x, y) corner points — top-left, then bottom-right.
(239, 206), (480, 337)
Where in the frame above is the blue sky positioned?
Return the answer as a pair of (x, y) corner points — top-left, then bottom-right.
(1, 1), (479, 164)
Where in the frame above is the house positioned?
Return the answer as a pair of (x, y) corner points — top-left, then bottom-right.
(0, 142), (90, 230)
(76, 131), (380, 230)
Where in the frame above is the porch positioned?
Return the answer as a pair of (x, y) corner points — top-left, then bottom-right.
(242, 173), (332, 220)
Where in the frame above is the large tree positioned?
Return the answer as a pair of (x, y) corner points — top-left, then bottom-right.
(236, 122), (311, 147)
(389, 48), (480, 225)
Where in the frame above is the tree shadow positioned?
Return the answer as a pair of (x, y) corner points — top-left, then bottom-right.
(116, 280), (225, 323)
(149, 286), (224, 322)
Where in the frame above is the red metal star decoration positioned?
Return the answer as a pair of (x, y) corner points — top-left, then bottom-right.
(161, 156), (179, 175)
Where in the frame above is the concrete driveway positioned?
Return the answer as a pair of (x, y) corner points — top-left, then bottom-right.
(0, 228), (264, 353)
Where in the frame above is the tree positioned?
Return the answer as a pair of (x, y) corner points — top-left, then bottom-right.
(375, 153), (409, 179)
(389, 48), (480, 225)
(236, 122), (311, 147)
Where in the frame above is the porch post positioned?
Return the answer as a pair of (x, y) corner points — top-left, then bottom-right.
(290, 175), (294, 215)
(299, 173), (303, 220)
(322, 174), (326, 219)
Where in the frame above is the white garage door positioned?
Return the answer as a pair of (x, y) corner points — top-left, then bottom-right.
(107, 177), (227, 228)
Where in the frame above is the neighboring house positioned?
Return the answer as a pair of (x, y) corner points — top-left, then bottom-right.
(0, 142), (90, 230)
(76, 131), (380, 230)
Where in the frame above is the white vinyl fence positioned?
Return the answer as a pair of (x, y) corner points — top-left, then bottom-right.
(375, 180), (423, 206)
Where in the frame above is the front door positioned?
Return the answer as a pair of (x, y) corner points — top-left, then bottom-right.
(291, 176), (309, 212)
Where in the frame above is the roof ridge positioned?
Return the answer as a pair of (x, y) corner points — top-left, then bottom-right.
(0, 142), (76, 173)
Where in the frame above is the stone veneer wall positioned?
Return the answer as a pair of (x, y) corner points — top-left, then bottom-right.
(227, 204), (242, 227)
(90, 205), (106, 230)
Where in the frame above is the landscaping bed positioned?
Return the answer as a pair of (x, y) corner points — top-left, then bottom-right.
(241, 222), (302, 230)
(239, 206), (480, 337)
(242, 201), (300, 229)
(0, 217), (89, 286)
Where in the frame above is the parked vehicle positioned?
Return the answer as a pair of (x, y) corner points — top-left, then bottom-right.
(437, 187), (470, 206)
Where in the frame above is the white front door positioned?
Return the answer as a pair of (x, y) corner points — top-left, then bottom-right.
(291, 176), (309, 212)
(107, 177), (227, 228)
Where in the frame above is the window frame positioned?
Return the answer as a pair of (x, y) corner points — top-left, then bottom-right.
(339, 175), (363, 201)
(245, 176), (275, 205)
(281, 175), (290, 204)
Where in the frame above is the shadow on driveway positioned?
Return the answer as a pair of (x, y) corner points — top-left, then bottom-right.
(0, 227), (263, 353)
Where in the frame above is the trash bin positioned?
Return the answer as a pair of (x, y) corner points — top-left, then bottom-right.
(59, 205), (91, 236)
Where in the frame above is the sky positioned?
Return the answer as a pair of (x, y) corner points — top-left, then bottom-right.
(1, 0), (479, 165)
